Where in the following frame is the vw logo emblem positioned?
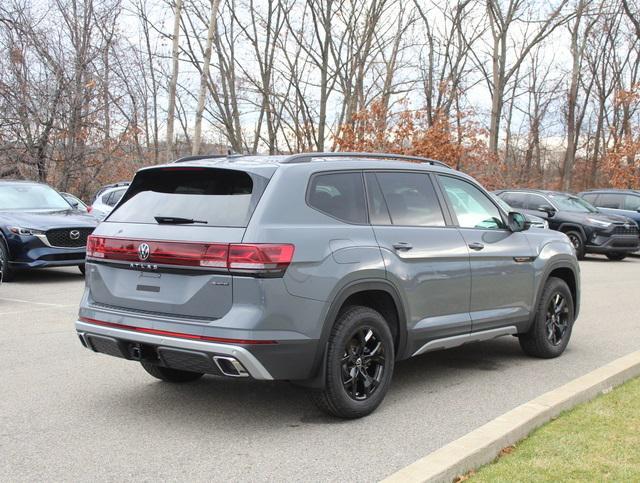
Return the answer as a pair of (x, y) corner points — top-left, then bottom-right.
(69, 230), (80, 240)
(138, 243), (150, 261)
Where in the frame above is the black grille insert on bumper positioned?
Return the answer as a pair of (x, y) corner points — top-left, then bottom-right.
(82, 333), (225, 376)
(157, 347), (219, 373)
(45, 228), (93, 248)
(612, 225), (639, 236)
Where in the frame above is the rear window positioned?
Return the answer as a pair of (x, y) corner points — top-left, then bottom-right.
(108, 168), (268, 227)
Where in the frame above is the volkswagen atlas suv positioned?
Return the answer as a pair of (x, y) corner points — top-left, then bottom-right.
(76, 153), (580, 418)
(496, 189), (639, 260)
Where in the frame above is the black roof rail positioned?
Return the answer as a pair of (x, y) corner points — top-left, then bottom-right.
(173, 154), (228, 163)
(281, 152), (451, 168)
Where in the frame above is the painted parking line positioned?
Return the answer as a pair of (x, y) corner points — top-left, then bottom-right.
(0, 297), (77, 308)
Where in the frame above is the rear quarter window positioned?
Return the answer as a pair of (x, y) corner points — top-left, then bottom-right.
(108, 168), (268, 227)
(307, 172), (367, 224)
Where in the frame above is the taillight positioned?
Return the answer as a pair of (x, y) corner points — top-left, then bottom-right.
(87, 205), (93, 213)
(228, 244), (295, 271)
(86, 236), (294, 275)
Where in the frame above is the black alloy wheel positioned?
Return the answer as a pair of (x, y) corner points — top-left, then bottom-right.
(311, 305), (394, 418)
(545, 293), (569, 346)
(519, 277), (574, 358)
(341, 327), (386, 401)
(566, 231), (585, 260)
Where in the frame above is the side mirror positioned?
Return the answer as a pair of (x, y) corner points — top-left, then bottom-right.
(539, 205), (556, 217)
(70, 200), (80, 208)
(508, 212), (530, 232)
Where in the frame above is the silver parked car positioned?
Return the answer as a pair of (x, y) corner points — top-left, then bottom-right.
(89, 182), (130, 220)
(76, 153), (580, 418)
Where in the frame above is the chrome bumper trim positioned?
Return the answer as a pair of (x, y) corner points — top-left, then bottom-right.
(76, 320), (274, 380)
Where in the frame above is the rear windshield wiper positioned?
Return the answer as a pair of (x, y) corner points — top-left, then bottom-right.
(154, 216), (208, 225)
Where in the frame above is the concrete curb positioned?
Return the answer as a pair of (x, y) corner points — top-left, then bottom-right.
(382, 350), (640, 483)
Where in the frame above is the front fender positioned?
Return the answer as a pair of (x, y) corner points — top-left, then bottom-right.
(528, 239), (581, 329)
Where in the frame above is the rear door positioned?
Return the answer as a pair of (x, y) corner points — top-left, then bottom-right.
(436, 175), (535, 332)
(87, 166), (271, 321)
(365, 171), (471, 352)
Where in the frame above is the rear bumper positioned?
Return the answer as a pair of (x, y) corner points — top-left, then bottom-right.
(76, 319), (319, 381)
(76, 320), (274, 379)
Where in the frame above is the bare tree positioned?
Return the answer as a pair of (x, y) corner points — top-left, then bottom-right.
(166, 0), (183, 160)
(478, 0), (569, 154)
(192, 0), (220, 154)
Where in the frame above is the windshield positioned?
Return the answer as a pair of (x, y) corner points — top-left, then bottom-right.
(0, 184), (71, 211)
(549, 194), (597, 213)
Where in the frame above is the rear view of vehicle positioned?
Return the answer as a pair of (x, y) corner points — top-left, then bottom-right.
(77, 163), (298, 382)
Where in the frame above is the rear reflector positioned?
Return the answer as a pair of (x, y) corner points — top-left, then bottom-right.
(79, 317), (277, 345)
(86, 236), (294, 274)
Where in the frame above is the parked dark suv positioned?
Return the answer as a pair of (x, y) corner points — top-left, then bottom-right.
(578, 189), (640, 230)
(76, 153), (580, 418)
(495, 189), (639, 260)
(0, 180), (98, 281)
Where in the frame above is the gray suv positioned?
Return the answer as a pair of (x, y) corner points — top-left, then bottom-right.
(76, 153), (580, 418)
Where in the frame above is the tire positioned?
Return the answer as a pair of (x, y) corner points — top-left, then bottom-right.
(0, 241), (14, 282)
(78, 263), (86, 275)
(140, 362), (204, 383)
(519, 277), (575, 359)
(565, 231), (585, 260)
(606, 253), (627, 261)
(311, 306), (395, 419)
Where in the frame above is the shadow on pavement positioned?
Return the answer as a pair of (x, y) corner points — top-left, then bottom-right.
(6, 267), (84, 284)
(98, 337), (528, 427)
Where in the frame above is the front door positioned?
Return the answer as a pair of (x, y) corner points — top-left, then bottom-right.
(436, 175), (536, 332)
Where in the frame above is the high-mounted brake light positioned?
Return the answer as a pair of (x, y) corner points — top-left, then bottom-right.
(86, 236), (294, 274)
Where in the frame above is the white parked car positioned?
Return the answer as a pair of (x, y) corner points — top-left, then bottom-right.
(90, 182), (130, 220)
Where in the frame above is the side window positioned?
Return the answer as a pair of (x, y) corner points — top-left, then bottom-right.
(598, 193), (622, 209)
(372, 172), (445, 226)
(105, 189), (125, 207)
(527, 194), (551, 211)
(581, 193), (598, 205)
(111, 189), (126, 207)
(502, 192), (527, 209)
(364, 173), (391, 225)
(623, 195), (640, 211)
(439, 176), (505, 230)
(308, 172), (367, 224)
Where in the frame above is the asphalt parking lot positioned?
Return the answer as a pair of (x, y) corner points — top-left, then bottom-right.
(1, 256), (639, 482)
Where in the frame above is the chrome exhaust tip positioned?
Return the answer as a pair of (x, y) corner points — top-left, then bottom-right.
(213, 355), (249, 378)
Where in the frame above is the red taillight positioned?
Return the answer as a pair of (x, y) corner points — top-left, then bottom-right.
(228, 244), (295, 271)
(87, 205), (93, 213)
(86, 235), (294, 274)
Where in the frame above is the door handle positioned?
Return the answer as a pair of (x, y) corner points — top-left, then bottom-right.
(468, 242), (485, 251)
(392, 242), (413, 251)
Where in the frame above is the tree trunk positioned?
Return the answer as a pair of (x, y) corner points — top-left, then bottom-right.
(166, 0), (183, 161)
(193, 0), (221, 155)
